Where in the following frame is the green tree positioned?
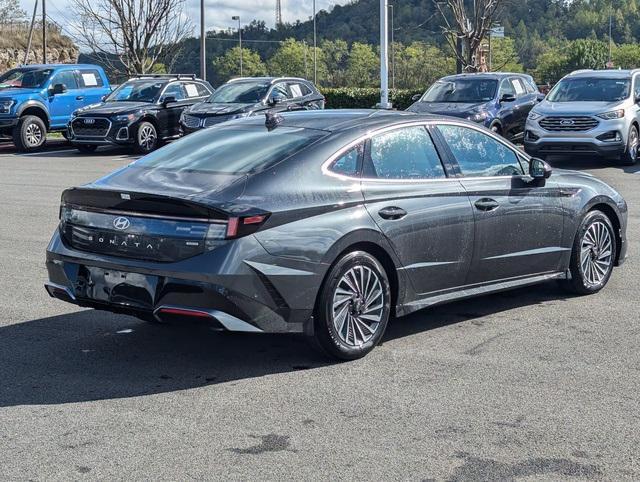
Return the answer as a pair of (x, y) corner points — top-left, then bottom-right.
(534, 48), (569, 84)
(345, 42), (378, 88)
(489, 38), (524, 73)
(566, 39), (608, 70)
(267, 38), (326, 82)
(212, 47), (267, 82)
(321, 39), (349, 87)
(612, 44), (640, 69)
(393, 42), (454, 90)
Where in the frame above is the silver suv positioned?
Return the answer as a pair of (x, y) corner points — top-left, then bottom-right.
(524, 69), (640, 165)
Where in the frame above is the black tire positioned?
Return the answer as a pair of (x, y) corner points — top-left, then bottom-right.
(560, 210), (617, 295)
(76, 144), (98, 153)
(134, 121), (158, 154)
(311, 251), (391, 360)
(620, 124), (638, 166)
(13, 115), (47, 152)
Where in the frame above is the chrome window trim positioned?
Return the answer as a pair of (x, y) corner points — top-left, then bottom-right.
(321, 119), (531, 183)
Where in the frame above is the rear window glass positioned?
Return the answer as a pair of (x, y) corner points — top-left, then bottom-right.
(133, 126), (326, 174)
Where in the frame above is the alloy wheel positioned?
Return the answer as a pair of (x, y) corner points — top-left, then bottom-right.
(580, 220), (613, 287)
(331, 265), (385, 347)
(139, 124), (157, 151)
(25, 122), (43, 147)
(628, 127), (638, 159)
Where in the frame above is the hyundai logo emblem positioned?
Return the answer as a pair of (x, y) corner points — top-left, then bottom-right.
(84, 118), (95, 124)
(113, 216), (131, 230)
(560, 119), (575, 125)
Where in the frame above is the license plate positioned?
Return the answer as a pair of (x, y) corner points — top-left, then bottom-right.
(77, 266), (158, 310)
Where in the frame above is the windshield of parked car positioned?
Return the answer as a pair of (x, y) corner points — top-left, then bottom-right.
(421, 79), (498, 103)
(0, 68), (54, 89)
(132, 126), (326, 173)
(105, 80), (164, 103)
(547, 77), (631, 102)
(207, 82), (270, 104)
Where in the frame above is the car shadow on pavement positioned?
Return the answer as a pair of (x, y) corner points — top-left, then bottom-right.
(0, 283), (568, 407)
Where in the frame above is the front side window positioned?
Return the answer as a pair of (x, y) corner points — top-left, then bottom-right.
(367, 126), (446, 180)
(106, 81), (164, 103)
(162, 82), (185, 101)
(438, 125), (523, 177)
(51, 71), (78, 90)
(0, 68), (53, 88)
(499, 79), (516, 98)
(271, 83), (291, 99)
(634, 77), (640, 100)
(133, 126), (326, 174)
(207, 82), (269, 104)
(547, 77), (631, 102)
(422, 79), (497, 103)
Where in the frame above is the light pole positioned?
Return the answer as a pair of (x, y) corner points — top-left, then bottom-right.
(389, 3), (395, 91)
(379, 0), (391, 108)
(232, 16), (243, 76)
(313, 0), (317, 84)
(200, 0), (206, 80)
(608, 3), (613, 66)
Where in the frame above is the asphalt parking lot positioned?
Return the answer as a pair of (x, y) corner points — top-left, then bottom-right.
(0, 141), (639, 480)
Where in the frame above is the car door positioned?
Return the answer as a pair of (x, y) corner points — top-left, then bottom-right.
(510, 77), (537, 140)
(361, 124), (475, 297)
(157, 82), (187, 138)
(497, 78), (519, 138)
(47, 69), (80, 128)
(435, 122), (566, 285)
(76, 68), (107, 106)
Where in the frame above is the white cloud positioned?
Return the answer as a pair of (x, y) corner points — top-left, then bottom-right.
(20, 0), (347, 33)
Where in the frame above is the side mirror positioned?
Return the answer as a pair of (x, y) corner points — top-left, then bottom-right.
(101, 95), (107, 102)
(50, 83), (67, 95)
(500, 93), (516, 103)
(411, 94), (422, 102)
(634, 95), (640, 104)
(269, 93), (286, 106)
(162, 95), (177, 106)
(530, 157), (552, 180)
(536, 93), (546, 102)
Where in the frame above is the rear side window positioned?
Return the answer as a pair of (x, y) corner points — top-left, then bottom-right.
(511, 78), (526, 96)
(78, 70), (104, 88)
(329, 144), (363, 177)
(289, 82), (312, 97)
(184, 82), (209, 98)
(438, 124), (523, 177)
(134, 126), (326, 174)
(51, 70), (78, 89)
(366, 126), (446, 180)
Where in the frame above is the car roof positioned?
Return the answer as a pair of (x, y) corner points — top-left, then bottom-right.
(17, 64), (101, 69)
(565, 69), (640, 79)
(226, 76), (314, 85)
(229, 109), (462, 134)
(440, 72), (532, 81)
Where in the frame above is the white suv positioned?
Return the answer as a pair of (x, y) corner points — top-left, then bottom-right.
(524, 69), (640, 165)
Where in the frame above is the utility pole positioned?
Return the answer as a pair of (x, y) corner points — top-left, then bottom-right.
(303, 40), (308, 78)
(25, 0), (38, 64)
(389, 3), (395, 90)
(200, 0), (206, 80)
(608, 3), (613, 66)
(232, 16), (243, 76)
(42, 0), (47, 63)
(313, 0), (317, 84)
(379, 0), (391, 108)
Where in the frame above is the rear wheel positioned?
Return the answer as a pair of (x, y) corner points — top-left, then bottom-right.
(560, 210), (616, 295)
(134, 121), (158, 154)
(311, 251), (391, 360)
(620, 125), (638, 166)
(76, 144), (98, 153)
(13, 115), (47, 152)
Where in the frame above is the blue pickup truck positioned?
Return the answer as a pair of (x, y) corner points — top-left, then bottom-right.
(0, 64), (111, 151)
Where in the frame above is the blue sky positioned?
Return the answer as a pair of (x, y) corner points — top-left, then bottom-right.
(19, 0), (346, 33)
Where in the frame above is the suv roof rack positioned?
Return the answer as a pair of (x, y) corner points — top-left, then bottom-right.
(132, 74), (197, 80)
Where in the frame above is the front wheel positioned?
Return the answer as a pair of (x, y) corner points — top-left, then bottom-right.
(560, 210), (616, 295)
(311, 251), (391, 360)
(13, 115), (47, 152)
(620, 125), (638, 166)
(134, 121), (158, 154)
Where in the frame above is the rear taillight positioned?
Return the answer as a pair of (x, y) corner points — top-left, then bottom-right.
(205, 213), (270, 250)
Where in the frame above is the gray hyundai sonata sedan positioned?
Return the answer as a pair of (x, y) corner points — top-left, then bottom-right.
(45, 110), (628, 359)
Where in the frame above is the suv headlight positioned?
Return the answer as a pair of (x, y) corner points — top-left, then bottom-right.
(467, 111), (487, 122)
(114, 113), (137, 123)
(528, 111), (542, 120)
(0, 99), (15, 114)
(597, 109), (624, 120)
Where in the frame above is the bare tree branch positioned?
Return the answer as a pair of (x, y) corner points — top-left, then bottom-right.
(70, 0), (193, 76)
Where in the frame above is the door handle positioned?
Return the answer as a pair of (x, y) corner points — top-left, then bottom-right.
(76, 96), (85, 100)
(474, 198), (500, 211)
(378, 206), (407, 220)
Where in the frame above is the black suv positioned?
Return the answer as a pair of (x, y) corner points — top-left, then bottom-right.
(180, 77), (324, 133)
(68, 74), (213, 153)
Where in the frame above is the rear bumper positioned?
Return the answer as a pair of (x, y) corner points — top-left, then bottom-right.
(45, 230), (326, 333)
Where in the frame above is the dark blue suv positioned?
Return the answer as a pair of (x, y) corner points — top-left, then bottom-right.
(0, 64), (111, 151)
(406, 73), (544, 142)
